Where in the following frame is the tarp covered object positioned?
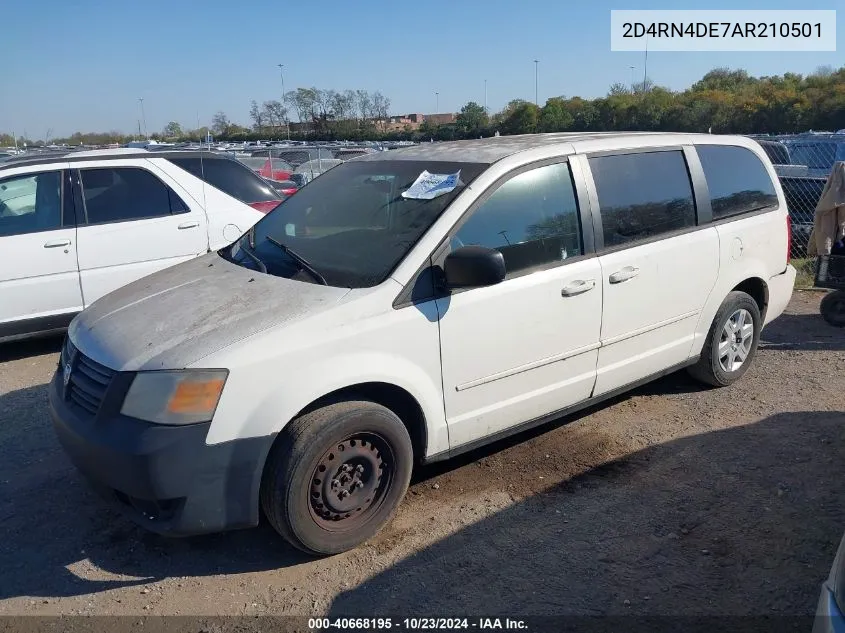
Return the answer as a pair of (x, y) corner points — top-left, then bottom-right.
(808, 161), (845, 257)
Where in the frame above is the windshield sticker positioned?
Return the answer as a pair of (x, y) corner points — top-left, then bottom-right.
(401, 170), (462, 200)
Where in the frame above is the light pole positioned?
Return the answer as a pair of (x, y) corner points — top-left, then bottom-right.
(138, 98), (147, 137)
(435, 91), (439, 113)
(533, 60), (539, 105)
(277, 63), (290, 140)
(484, 79), (488, 114)
(629, 65), (636, 93)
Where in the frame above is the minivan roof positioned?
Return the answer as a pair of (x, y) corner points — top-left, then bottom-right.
(357, 132), (747, 164)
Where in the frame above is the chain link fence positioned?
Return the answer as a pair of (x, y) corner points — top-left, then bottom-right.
(749, 133), (845, 287)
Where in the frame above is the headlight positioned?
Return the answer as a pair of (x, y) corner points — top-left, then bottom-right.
(120, 370), (228, 425)
(61, 336), (76, 366)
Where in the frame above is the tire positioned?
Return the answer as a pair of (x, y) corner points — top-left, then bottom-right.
(260, 400), (413, 556)
(688, 291), (762, 388)
(820, 290), (845, 328)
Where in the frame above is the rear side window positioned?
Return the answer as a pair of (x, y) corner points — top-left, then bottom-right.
(168, 157), (280, 203)
(80, 168), (187, 224)
(0, 171), (62, 236)
(589, 151), (695, 248)
(697, 145), (779, 219)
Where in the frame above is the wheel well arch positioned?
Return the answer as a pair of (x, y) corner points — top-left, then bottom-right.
(732, 277), (769, 321)
(291, 382), (428, 464)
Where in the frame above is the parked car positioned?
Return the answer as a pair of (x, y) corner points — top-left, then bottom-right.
(331, 148), (375, 160)
(755, 138), (791, 165)
(782, 135), (845, 178)
(813, 530), (845, 632)
(50, 133), (794, 556)
(288, 173), (309, 189)
(294, 158), (343, 184)
(264, 178), (298, 196)
(253, 147), (334, 168)
(258, 159), (294, 183)
(235, 156), (271, 174)
(234, 156), (295, 183)
(0, 149), (281, 342)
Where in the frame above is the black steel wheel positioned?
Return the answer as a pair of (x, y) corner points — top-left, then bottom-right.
(308, 432), (395, 530)
(261, 400), (413, 555)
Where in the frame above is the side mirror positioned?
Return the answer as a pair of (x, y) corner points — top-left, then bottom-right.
(443, 245), (506, 288)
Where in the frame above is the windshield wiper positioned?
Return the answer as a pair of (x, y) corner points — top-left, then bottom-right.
(265, 236), (328, 285)
(236, 237), (267, 274)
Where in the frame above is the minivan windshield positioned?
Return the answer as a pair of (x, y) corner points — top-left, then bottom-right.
(221, 159), (487, 288)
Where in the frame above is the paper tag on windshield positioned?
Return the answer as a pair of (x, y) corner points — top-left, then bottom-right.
(401, 170), (461, 200)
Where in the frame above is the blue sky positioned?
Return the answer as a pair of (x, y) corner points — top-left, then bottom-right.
(1, 0), (841, 137)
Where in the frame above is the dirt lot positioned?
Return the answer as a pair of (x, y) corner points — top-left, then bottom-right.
(0, 291), (843, 619)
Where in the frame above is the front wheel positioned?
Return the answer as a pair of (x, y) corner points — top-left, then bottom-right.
(688, 291), (762, 387)
(820, 290), (845, 328)
(260, 400), (413, 555)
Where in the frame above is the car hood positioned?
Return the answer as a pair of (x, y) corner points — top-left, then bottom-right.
(68, 252), (350, 371)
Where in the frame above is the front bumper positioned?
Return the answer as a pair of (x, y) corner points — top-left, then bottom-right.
(49, 368), (272, 536)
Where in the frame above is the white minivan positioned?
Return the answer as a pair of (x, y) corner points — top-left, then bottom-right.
(0, 150), (277, 342)
(50, 133), (795, 555)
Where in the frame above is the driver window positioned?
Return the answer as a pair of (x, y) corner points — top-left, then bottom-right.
(452, 162), (582, 276)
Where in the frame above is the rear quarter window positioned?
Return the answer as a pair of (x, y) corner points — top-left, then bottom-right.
(697, 145), (779, 220)
(167, 157), (280, 204)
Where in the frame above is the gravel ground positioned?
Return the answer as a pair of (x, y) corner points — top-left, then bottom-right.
(0, 291), (843, 618)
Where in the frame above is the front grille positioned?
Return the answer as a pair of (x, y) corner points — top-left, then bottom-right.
(63, 339), (116, 415)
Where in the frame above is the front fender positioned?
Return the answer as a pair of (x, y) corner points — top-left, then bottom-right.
(205, 352), (447, 457)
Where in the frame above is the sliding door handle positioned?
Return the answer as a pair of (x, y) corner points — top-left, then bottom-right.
(561, 279), (596, 297)
(609, 266), (640, 284)
(178, 221), (200, 230)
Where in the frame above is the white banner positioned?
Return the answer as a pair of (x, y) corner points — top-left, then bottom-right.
(611, 10), (836, 52)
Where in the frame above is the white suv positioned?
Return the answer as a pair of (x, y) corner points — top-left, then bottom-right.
(50, 133), (795, 555)
(0, 149), (279, 342)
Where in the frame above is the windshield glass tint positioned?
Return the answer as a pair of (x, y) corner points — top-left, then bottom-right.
(229, 160), (486, 288)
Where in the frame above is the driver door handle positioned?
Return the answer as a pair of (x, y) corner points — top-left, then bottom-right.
(44, 239), (71, 248)
(609, 266), (640, 284)
(561, 279), (596, 297)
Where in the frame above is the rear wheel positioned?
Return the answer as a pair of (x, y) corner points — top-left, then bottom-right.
(260, 400), (413, 556)
(688, 291), (761, 387)
(820, 290), (845, 328)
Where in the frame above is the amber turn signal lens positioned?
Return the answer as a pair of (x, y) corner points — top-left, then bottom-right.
(167, 379), (225, 414)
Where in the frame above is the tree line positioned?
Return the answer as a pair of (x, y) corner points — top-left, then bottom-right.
(3, 66), (843, 147)
(161, 88), (393, 141)
(445, 65), (845, 141)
